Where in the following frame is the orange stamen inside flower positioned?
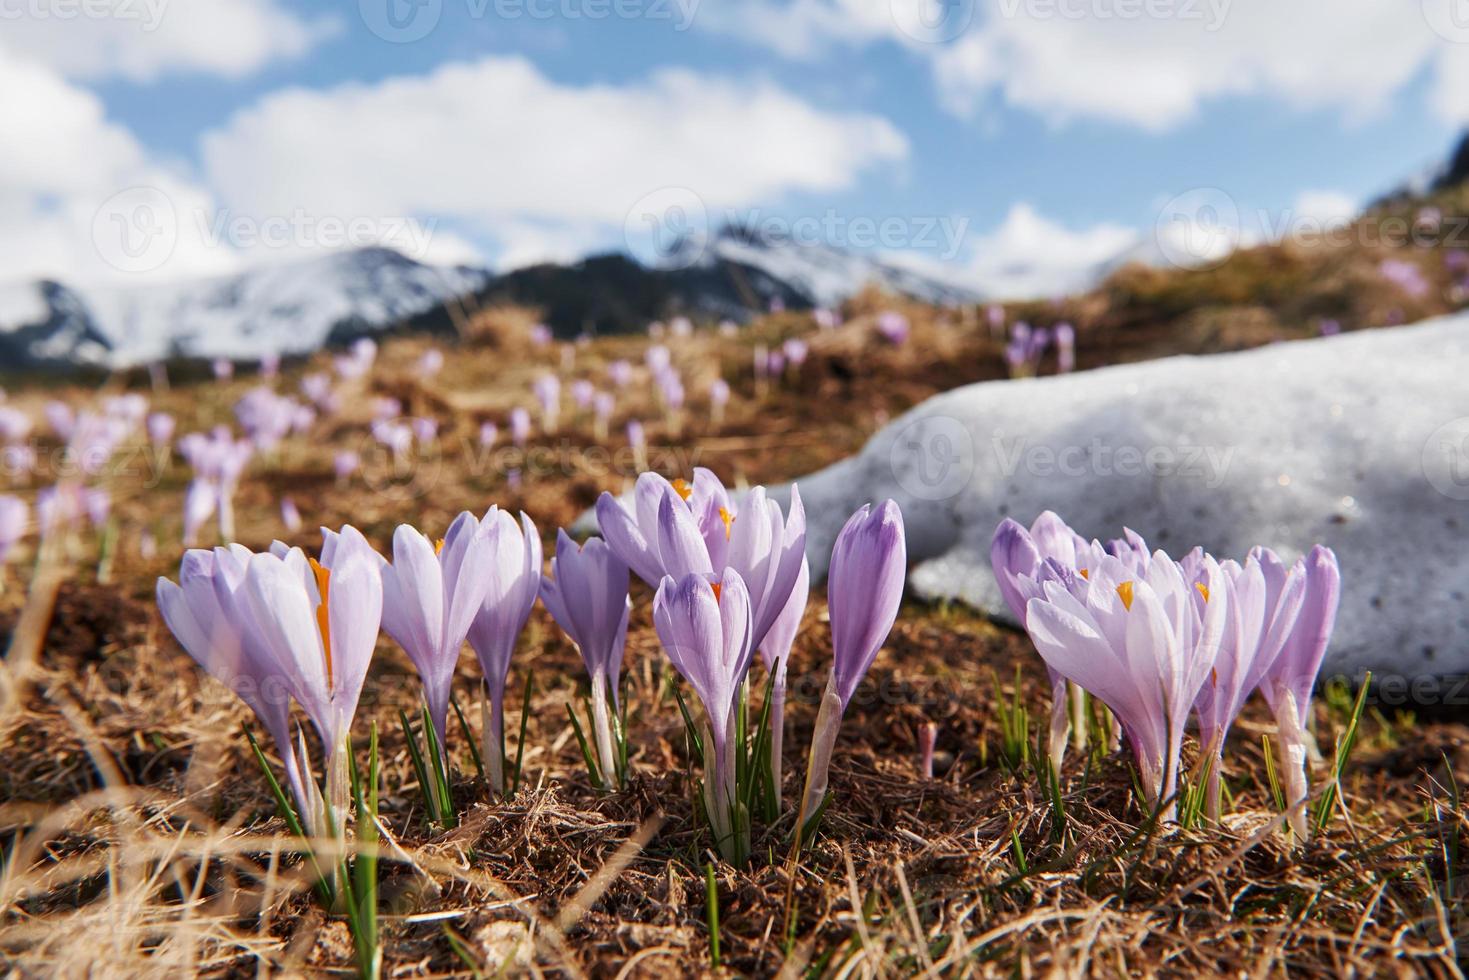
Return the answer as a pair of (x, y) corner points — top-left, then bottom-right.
(719, 506), (733, 539)
(671, 478), (693, 501)
(434, 538), (446, 556)
(1116, 580), (1134, 610)
(309, 557), (333, 686)
(711, 581), (722, 602)
(1079, 568), (1089, 579)
(1195, 582), (1210, 602)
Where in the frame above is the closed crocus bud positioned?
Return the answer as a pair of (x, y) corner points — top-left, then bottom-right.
(709, 378), (730, 426)
(797, 500), (906, 832)
(479, 421), (499, 449)
(334, 450), (360, 484)
(919, 721), (938, 780)
(653, 568), (755, 862)
(510, 407), (531, 448)
(381, 514), (495, 752)
(0, 495), (28, 571)
(1254, 545), (1340, 840)
(281, 496), (303, 533)
(541, 530), (630, 789)
(147, 412), (175, 447)
(466, 508), (543, 796)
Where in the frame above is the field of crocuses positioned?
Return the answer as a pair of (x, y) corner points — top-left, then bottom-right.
(0, 286), (1465, 977)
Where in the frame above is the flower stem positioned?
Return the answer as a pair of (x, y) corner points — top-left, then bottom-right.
(795, 682), (844, 841)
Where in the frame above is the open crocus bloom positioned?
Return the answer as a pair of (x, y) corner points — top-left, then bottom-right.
(541, 530), (631, 789)
(1023, 550), (1227, 818)
(465, 508), (543, 795)
(652, 568), (754, 862)
(381, 513), (494, 751)
(991, 512), (1119, 769)
(596, 468), (805, 650)
(158, 528), (383, 830)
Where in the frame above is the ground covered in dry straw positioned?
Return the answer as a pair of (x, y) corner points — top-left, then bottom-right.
(2, 232), (1468, 976)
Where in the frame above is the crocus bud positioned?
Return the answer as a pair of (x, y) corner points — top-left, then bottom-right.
(798, 500), (906, 830)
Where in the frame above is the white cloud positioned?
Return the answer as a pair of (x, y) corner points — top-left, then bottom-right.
(1289, 190), (1358, 227)
(962, 203), (1137, 299)
(200, 56), (909, 257)
(708, 0), (1469, 130)
(0, 0), (334, 82)
(0, 48), (238, 288)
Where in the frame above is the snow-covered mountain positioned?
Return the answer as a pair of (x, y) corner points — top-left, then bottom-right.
(0, 248), (488, 370)
(701, 226), (985, 308)
(0, 231), (988, 371)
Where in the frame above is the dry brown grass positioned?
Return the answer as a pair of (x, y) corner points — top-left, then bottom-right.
(0, 270), (1466, 977)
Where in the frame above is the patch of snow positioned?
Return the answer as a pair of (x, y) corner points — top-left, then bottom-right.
(766, 315), (1469, 681)
(0, 282), (47, 332)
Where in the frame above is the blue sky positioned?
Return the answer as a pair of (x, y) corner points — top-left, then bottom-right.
(3, 0), (1467, 299)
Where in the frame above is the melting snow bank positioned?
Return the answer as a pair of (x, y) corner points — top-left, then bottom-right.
(767, 314), (1469, 682)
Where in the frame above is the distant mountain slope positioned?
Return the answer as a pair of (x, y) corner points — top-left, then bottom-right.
(0, 229), (987, 368)
(0, 248), (487, 370)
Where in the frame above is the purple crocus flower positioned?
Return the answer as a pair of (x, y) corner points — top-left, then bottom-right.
(797, 500), (906, 829)
(876, 311), (910, 345)
(510, 407), (532, 448)
(212, 359), (234, 381)
(0, 407), (33, 444)
(645, 345), (671, 375)
(411, 417), (438, 445)
(595, 470), (805, 650)
(158, 528), (383, 830)
(709, 378), (730, 426)
(1054, 322), (1076, 373)
(418, 348), (444, 379)
(159, 546), (304, 815)
(991, 512), (1113, 769)
(479, 421), (499, 449)
(533, 375), (561, 434)
(571, 379), (595, 411)
(540, 531), (631, 788)
(607, 360), (632, 388)
(281, 496), (303, 533)
(1252, 544), (1340, 838)
(1023, 550), (1227, 818)
(45, 401), (75, 440)
(465, 508), (542, 796)
(84, 488), (110, 529)
(1192, 553), (1305, 821)
(529, 323), (552, 347)
(782, 338), (809, 368)
(259, 352), (280, 379)
(0, 496), (28, 571)
(147, 412), (175, 448)
(653, 568), (754, 861)
(334, 450), (360, 484)
(813, 307), (838, 330)
(381, 513), (494, 750)
(1318, 319), (1342, 338)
